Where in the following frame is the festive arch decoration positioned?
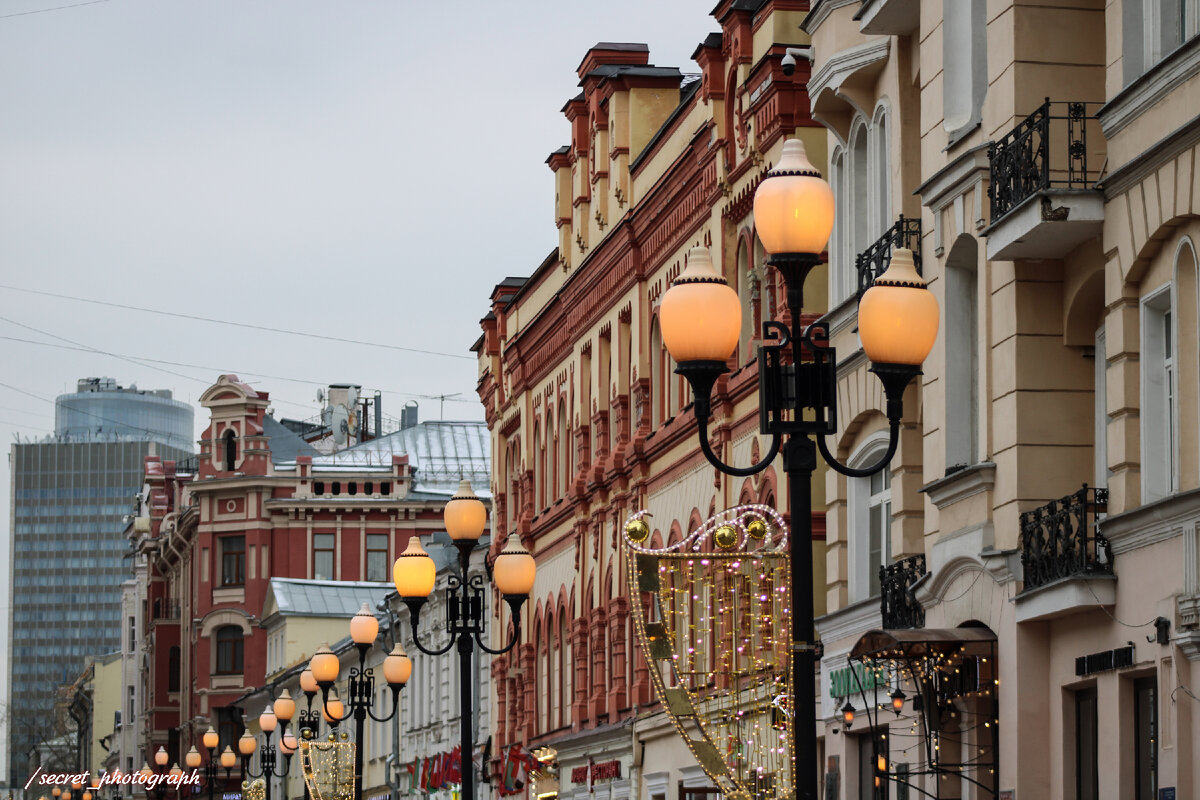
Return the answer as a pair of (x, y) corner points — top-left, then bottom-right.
(622, 505), (793, 800)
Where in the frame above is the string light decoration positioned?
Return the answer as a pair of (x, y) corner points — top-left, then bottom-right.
(243, 780), (266, 800)
(845, 629), (1001, 797)
(299, 732), (355, 800)
(623, 505), (793, 800)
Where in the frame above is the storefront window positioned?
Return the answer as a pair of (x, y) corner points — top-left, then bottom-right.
(1076, 687), (1098, 800)
(1134, 677), (1157, 800)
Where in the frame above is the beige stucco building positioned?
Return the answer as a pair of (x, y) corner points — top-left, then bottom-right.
(803, 0), (1200, 798)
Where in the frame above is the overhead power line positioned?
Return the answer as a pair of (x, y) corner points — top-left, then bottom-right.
(0, 333), (480, 405)
(0, 283), (476, 360)
(0, 0), (110, 20)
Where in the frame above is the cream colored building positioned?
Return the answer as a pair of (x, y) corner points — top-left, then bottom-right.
(804, 0), (1200, 798)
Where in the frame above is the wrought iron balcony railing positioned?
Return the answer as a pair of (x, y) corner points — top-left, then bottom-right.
(987, 99), (1104, 222)
(174, 455), (198, 473)
(880, 554), (927, 629)
(1020, 484), (1110, 592)
(855, 216), (921, 299)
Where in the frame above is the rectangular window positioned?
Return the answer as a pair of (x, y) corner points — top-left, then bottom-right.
(314, 533), (336, 580)
(127, 686), (135, 717)
(1134, 677), (1157, 800)
(857, 732), (888, 799)
(867, 467), (891, 598)
(219, 535), (245, 586)
(1076, 687), (1098, 800)
(128, 615), (136, 652)
(366, 534), (389, 582)
(1142, 288), (1176, 501)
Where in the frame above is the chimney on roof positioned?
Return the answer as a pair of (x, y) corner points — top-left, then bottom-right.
(401, 401), (418, 431)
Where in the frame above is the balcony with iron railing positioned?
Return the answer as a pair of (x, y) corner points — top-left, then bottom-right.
(1016, 484), (1113, 622)
(855, 216), (922, 300)
(880, 554), (927, 629)
(985, 99), (1106, 261)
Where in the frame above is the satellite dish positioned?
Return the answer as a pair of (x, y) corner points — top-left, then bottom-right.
(316, 388), (325, 405)
(331, 405), (349, 445)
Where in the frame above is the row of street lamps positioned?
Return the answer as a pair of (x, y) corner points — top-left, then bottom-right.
(127, 137), (933, 800)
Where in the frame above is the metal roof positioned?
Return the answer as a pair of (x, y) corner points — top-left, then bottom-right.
(263, 415), (322, 463)
(304, 419), (490, 497)
(266, 578), (394, 618)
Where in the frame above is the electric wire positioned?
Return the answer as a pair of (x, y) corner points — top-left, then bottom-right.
(0, 283), (475, 360)
(0, 0), (110, 20)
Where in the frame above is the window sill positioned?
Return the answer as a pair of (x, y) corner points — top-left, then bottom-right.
(919, 462), (996, 510)
(210, 674), (243, 689)
(212, 587), (245, 605)
(1100, 34), (1200, 138)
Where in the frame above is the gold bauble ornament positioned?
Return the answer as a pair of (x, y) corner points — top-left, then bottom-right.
(714, 525), (738, 550)
(746, 518), (767, 540)
(625, 519), (650, 543)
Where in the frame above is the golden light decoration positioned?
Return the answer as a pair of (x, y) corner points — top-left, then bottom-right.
(299, 737), (355, 800)
(243, 779), (266, 800)
(713, 525), (738, 550)
(624, 518), (650, 544)
(746, 518), (767, 540)
(623, 505), (793, 800)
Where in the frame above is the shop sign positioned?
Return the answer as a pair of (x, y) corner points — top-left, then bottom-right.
(570, 760), (620, 785)
(828, 663), (887, 699)
(222, 793), (242, 800)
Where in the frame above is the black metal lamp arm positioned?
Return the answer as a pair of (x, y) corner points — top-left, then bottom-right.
(473, 595), (526, 655)
(267, 751), (292, 779)
(694, 413), (781, 477)
(317, 683), (355, 725)
(364, 686), (402, 723)
(404, 597), (457, 657)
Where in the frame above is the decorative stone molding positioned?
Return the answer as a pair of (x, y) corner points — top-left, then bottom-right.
(1099, 35), (1200, 139)
(1100, 487), (1200, 555)
(920, 462), (996, 510)
(1175, 630), (1200, 662)
(806, 38), (890, 117)
(914, 143), (990, 253)
(801, 0), (860, 33)
(815, 596), (883, 645)
(1015, 575), (1116, 623)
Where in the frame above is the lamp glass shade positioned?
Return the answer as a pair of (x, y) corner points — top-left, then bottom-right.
(185, 747), (202, 769)
(273, 690), (296, 721)
(492, 533), (536, 596)
(444, 480), (487, 541)
(169, 765), (182, 778)
(858, 248), (939, 366)
(258, 709), (277, 733)
(752, 138), (835, 256)
(139, 765), (152, 779)
(203, 726), (220, 751)
(83, 792), (92, 800)
(841, 702), (855, 727)
(383, 644), (412, 686)
(890, 689), (906, 714)
(237, 731), (256, 756)
(309, 644), (340, 684)
(322, 689), (344, 724)
(53, 788), (62, 796)
(350, 602), (379, 645)
(155, 747), (169, 767)
(659, 247), (741, 363)
(299, 668), (318, 694)
(392, 537), (436, 598)
(220, 748), (237, 769)
(279, 733), (297, 755)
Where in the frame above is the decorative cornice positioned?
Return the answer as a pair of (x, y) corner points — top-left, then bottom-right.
(815, 596), (883, 644)
(913, 143), (991, 210)
(919, 462), (996, 510)
(801, 0), (859, 34)
(1098, 34), (1200, 139)
(806, 38), (890, 104)
(1101, 487), (1200, 555)
(1097, 109), (1200, 199)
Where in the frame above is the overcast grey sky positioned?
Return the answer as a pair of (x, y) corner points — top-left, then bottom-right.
(0, 0), (712, 673)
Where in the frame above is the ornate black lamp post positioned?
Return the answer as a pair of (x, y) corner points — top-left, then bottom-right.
(391, 480), (537, 800)
(309, 607), (412, 800)
(185, 725), (223, 800)
(658, 138), (939, 800)
(240, 704), (299, 800)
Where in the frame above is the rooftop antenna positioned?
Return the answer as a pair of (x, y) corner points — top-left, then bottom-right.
(433, 392), (461, 420)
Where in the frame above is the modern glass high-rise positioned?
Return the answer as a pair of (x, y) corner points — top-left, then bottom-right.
(4, 378), (193, 788)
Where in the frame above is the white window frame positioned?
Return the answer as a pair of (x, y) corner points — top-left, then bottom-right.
(848, 433), (893, 602)
(1141, 283), (1177, 502)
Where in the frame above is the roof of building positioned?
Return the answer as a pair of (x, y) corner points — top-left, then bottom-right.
(265, 578), (394, 618)
(263, 415), (322, 463)
(304, 419), (490, 496)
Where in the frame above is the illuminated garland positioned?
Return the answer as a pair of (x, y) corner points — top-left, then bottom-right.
(299, 733), (356, 800)
(623, 506), (793, 800)
(243, 779), (265, 800)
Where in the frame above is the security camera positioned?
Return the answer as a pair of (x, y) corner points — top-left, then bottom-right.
(780, 45), (813, 77)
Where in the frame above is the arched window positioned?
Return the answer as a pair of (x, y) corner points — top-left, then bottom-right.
(850, 122), (870, 264)
(735, 238), (755, 363)
(650, 318), (665, 428)
(215, 626), (243, 675)
(548, 608), (559, 729)
(559, 613), (571, 727)
(872, 104), (891, 235)
(1175, 239), (1199, 490)
(532, 421), (542, 511)
(829, 147), (851, 304)
(539, 615), (550, 731)
(223, 429), (237, 471)
(557, 404), (569, 500)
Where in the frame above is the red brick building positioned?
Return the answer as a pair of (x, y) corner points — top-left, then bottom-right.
(474, 4), (825, 797)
